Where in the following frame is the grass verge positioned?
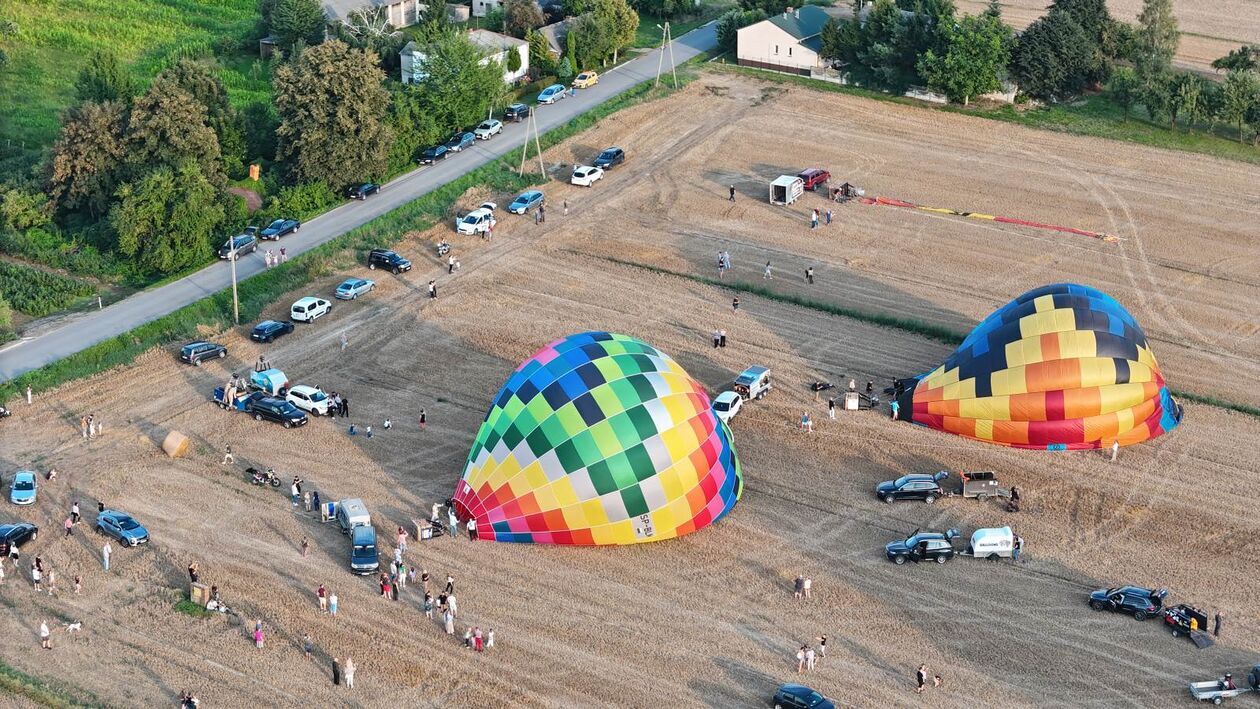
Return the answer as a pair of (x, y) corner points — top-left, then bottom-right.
(0, 68), (701, 403)
(594, 254), (1260, 421)
(634, 8), (726, 48)
(707, 63), (1260, 165)
(0, 659), (96, 708)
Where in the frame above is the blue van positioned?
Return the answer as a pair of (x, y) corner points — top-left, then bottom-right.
(350, 525), (379, 575)
(538, 84), (568, 105)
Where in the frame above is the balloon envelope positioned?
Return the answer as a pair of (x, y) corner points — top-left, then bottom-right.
(896, 284), (1180, 450)
(454, 332), (743, 545)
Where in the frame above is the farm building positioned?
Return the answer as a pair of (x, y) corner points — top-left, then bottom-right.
(736, 5), (831, 75)
(401, 29), (529, 85)
(323, 0), (421, 28)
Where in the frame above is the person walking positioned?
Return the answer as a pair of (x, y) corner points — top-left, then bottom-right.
(80, 416), (88, 439)
(1214, 612), (1223, 638)
(732, 296), (740, 313)
(445, 574), (455, 595)
(328, 592), (338, 616)
(793, 575), (804, 600)
(64, 516), (73, 537)
(280, 246), (287, 264)
(344, 657), (356, 689)
(71, 501), (80, 524)
(253, 624), (265, 649)
(818, 635), (827, 658)
(428, 281), (437, 299)
(800, 412), (813, 433)
(1110, 440), (1119, 462)
(712, 330), (720, 349)
(444, 609), (456, 635)
(318, 583), (328, 612)
(40, 620), (51, 650)
(221, 445), (234, 465)
(563, 199), (569, 216)
(467, 517), (477, 540)
(719, 330), (727, 348)
(805, 267), (814, 285)
(31, 563), (42, 592)
(916, 665), (929, 694)
(825, 208), (833, 225)
(728, 185), (736, 202)
(539, 204), (545, 223)
(303, 632), (313, 659)
(805, 646), (816, 671)
(102, 541), (112, 571)
(448, 509), (458, 538)
(803, 577), (812, 598)
(332, 657), (342, 686)
(763, 261), (773, 279)
(340, 332), (348, 351)
(828, 397), (836, 420)
(796, 646), (806, 674)
(423, 593), (434, 619)
(419, 409), (427, 430)
(810, 209), (819, 229)
(890, 399), (900, 420)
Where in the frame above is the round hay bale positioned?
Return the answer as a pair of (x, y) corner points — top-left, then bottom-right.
(162, 431), (190, 458)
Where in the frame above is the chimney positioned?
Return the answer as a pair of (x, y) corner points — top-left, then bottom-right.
(784, 6), (792, 18)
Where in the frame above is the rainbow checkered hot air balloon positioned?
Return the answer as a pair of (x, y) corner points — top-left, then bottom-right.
(894, 284), (1181, 450)
(453, 332), (743, 545)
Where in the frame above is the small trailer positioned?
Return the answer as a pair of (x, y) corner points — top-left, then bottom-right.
(769, 175), (804, 205)
(213, 386), (260, 411)
(940, 470), (1009, 500)
(960, 526), (1018, 561)
(1190, 678), (1251, 704)
(249, 368), (289, 396)
(733, 366), (772, 400)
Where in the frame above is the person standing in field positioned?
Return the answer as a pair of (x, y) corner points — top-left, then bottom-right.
(828, 397), (836, 420)
(795, 646), (805, 673)
(318, 583), (328, 612)
(764, 261), (773, 279)
(40, 620), (51, 649)
(221, 445), (234, 465)
(732, 296), (740, 312)
(793, 575), (804, 600)
(102, 541), (112, 571)
(805, 646), (816, 671)
(419, 409), (427, 430)
(803, 577), (812, 598)
(332, 657), (341, 686)
(428, 281), (437, 299)
(728, 185), (736, 202)
(329, 592), (338, 616)
(344, 657), (356, 689)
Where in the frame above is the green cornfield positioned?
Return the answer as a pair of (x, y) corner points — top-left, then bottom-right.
(0, 261), (95, 317)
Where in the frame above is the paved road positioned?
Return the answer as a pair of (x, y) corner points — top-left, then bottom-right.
(0, 25), (717, 381)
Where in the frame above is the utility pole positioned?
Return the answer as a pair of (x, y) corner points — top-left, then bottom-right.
(518, 112), (545, 177)
(655, 22), (677, 89)
(229, 239), (240, 325)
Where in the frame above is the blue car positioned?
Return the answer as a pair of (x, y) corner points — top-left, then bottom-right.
(9, 471), (37, 505)
(509, 190), (545, 214)
(445, 132), (475, 152)
(538, 84), (568, 105)
(335, 277), (375, 300)
(96, 509), (150, 547)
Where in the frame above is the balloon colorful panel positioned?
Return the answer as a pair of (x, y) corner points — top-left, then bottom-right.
(453, 332), (743, 545)
(896, 284), (1181, 450)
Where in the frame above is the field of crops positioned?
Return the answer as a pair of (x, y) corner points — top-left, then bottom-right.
(0, 261), (95, 317)
(0, 0), (263, 153)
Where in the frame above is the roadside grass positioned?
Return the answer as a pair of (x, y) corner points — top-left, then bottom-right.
(0, 659), (97, 708)
(0, 71), (699, 403)
(633, 6), (727, 48)
(708, 63), (1260, 165)
(593, 254), (1260, 421)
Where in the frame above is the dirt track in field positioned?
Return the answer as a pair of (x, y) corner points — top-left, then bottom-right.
(0, 72), (1257, 707)
(955, 0), (1259, 74)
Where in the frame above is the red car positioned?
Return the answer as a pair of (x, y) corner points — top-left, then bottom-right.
(798, 168), (830, 191)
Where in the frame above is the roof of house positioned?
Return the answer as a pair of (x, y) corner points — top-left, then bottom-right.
(766, 5), (831, 40)
(323, 0), (401, 23)
(801, 35), (823, 53)
(539, 19), (571, 55)
(467, 29), (528, 53)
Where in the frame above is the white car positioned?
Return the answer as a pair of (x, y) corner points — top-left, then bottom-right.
(287, 385), (331, 416)
(290, 296), (332, 323)
(474, 119), (503, 140)
(455, 204), (497, 235)
(712, 391), (742, 422)
(570, 165), (604, 187)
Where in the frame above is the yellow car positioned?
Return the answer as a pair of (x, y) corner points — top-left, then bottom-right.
(573, 71), (599, 89)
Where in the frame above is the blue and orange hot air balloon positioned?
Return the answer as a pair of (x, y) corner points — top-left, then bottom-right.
(894, 284), (1181, 450)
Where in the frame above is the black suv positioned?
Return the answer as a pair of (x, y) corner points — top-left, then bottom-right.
(593, 146), (625, 169)
(420, 145), (448, 164)
(886, 528), (960, 565)
(260, 218), (300, 240)
(219, 233), (259, 259)
(180, 341), (227, 366)
(368, 249), (412, 273)
(773, 684), (835, 709)
(1089, 586), (1167, 620)
(245, 396), (308, 428)
(0, 522), (38, 556)
(349, 183), (380, 200)
(876, 471), (948, 504)
(250, 319), (295, 343)
(504, 103), (530, 121)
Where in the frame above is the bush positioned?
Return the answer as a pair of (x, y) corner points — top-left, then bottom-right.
(0, 262), (95, 317)
(0, 228), (120, 280)
(263, 181), (340, 222)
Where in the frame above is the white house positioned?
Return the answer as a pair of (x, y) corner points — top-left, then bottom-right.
(736, 5), (831, 76)
(400, 30), (529, 85)
(471, 0), (502, 18)
(324, 0), (421, 29)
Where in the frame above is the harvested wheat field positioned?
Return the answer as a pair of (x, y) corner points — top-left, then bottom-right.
(1, 71), (1257, 708)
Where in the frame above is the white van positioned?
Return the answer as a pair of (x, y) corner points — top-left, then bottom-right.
(455, 207), (496, 235)
(335, 498), (370, 534)
(291, 296), (331, 322)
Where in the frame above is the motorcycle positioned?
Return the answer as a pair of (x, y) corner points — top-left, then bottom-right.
(247, 467), (282, 487)
(0, 405), (10, 418)
(436, 240), (451, 257)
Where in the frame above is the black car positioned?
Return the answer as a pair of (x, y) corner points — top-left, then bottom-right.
(218, 233), (258, 259)
(245, 396), (309, 428)
(593, 146), (625, 169)
(250, 319), (295, 343)
(349, 183), (380, 200)
(504, 103), (530, 121)
(179, 341), (227, 366)
(773, 684), (835, 709)
(260, 218), (300, 240)
(876, 471), (948, 504)
(886, 528), (960, 565)
(420, 144), (449, 164)
(1089, 585), (1167, 620)
(367, 249), (412, 273)
(0, 522), (38, 556)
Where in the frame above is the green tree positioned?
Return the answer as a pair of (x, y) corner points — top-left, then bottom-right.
(1009, 8), (1094, 100)
(385, 85), (443, 175)
(1138, 66), (1173, 122)
(110, 161), (225, 275)
(74, 50), (138, 104)
(412, 33), (506, 136)
(1168, 72), (1203, 129)
(242, 100), (280, 162)
(150, 60), (246, 178)
(527, 29), (556, 76)
(275, 40), (391, 187)
(820, 10), (864, 67)
(917, 11), (1010, 105)
(504, 0), (546, 37)
(718, 9), (767, 53)
(896, 0), (956, 84)
(271, 0), (326, 50)
(557, 55), (574, 79)
(1050, 0), (1112, 83)
(567, 0), (638, 67)
(0, 189), (51, 231)
(1134, 0), (1178, 76)
(1222, 69), (1260, 142)
(507, 44), (523, 73)
(1211, 44), (1259, 73)
(1107, 65), (1139, 120)
(47, 101), (129, 217)
(126, 79), (224, 183)
(857, 0), (909, 90)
